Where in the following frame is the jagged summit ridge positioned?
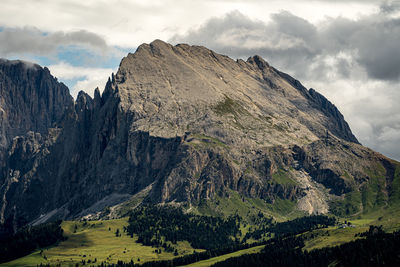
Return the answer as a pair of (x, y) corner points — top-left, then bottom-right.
(0, 58), (41, 70)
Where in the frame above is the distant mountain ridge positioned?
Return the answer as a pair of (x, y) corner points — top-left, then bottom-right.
(0, 40), (398, 235)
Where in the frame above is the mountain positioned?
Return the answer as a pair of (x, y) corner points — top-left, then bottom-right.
(0, 40), (399, 235)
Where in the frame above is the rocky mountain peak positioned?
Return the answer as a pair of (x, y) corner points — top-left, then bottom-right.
(1, 40), (392, 234)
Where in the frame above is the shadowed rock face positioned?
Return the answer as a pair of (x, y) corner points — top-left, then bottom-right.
(0, 60), (73, 171)
(0, 59), (73, 137)
(0, 60), (73, 234)
(0, 41), (397, 234)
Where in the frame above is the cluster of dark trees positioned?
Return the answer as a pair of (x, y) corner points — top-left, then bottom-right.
(243, 214), (336, 241)
(0, 220), (65, 263)
(242, 212), (274, 241)
(126, 205), (241, 250)
(268, 215), (336, 236)
(213, 226), (400, 267)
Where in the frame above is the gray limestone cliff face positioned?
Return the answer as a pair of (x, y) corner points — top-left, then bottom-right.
(0, 41), (397, 233)
(0, 59), (73, 138)
(0, 59), (73, 177)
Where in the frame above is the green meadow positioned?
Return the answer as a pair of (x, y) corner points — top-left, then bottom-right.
(4, 218), (200, 266)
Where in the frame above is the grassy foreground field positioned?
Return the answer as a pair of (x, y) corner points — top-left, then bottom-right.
(3, 218), (199, 266)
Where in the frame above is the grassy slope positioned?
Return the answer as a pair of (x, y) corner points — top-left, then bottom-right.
(271, 168), (298, 186)
(186, 245), (265, 267)
(335, 162), (400, 228)
(4, 218), (200, 266)
(303, 207), (400, 251)
(190, 190), (305, 223)
(303, 225), (368, 251)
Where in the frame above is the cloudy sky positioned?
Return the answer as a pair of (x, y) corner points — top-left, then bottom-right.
(0, 0), (399, 160)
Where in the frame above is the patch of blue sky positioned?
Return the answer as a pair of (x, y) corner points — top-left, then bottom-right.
(56, 45), (130, 69)
(57, 77), (86, 90)
(29, 55), (55, 66)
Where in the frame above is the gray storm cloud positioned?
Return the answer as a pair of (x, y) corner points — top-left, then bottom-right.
(0, 27), (108, 56)
(170, 8), (400, 81)
(170, 7), (400, 160)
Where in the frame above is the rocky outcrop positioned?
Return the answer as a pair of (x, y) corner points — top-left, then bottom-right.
(0, 41), (398, 233)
